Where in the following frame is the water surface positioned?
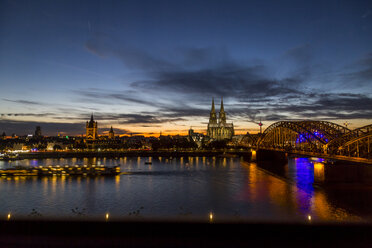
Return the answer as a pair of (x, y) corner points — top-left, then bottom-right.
(0, 156), (371, 222)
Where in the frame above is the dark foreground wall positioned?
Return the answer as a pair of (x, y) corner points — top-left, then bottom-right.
(0, 220), (371, 248)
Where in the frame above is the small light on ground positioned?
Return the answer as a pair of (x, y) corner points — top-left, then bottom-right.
(105, 213), (109, 221)
(7, 213), (11, 220)
(308, 215), (312, 221)
(209, 212), (213, 222)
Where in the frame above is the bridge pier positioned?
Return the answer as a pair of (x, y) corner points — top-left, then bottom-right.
(254, 149), (288, 163)
(314, 161), (372, 185)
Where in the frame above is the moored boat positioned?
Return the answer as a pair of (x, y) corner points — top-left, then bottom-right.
(0, 165), (120, 177)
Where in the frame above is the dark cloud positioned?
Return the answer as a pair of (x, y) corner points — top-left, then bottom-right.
(2, 99), (43, 105)
(73, 89), (160, 107)
(131, 66), (303, 102)
(259, 93), (372, 120)
(315, 93), (372, 111)
(116, 114), (185, 125)
(340, 53), (372, 87)
(0, 120), (144, 136)
(71, 84), (372, 127)
(159, 107), (210, 118)
(57, 112), (187, 126)
(85, 36), (306, 102)
(0, 120), (84, 136)
(279, 44), (319, 84)
(345, 53), (372, 86)
(1, 113), (55, 117)
(85, 34), (176, 72)
(99, 127), (131, 135)
(136, 124), (161, 128)
(79, 42), (372, 129)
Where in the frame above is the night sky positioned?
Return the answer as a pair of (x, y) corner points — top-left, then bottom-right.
(1, 0), (371, 136)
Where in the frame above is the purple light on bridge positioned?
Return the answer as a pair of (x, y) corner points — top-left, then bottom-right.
(296, 131), (328, 144)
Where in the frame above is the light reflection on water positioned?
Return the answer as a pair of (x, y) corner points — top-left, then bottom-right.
(0, 156), (370, 222)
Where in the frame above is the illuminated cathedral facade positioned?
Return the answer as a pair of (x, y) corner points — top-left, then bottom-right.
(207, 98), (234, 140)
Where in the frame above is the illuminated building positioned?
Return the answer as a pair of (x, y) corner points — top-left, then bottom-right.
(108, 126), (115, 139)
(86, 114), (98, 140)
(188, 128), (203, 147)
(207, 97), (234, 140)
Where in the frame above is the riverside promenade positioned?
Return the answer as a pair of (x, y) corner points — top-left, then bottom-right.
(16, 150), (251, 160)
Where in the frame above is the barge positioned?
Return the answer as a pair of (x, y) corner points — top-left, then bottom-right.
(0, 165), (121, 177)
(0, 153), (23, 161)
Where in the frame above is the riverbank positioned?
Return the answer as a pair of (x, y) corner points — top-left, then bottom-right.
(16, 150), (251, 160)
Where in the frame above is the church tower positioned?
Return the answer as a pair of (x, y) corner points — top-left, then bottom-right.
(209, 98), (217, 124)
(218, 97), (226, 124)
(108, 126), (115, 139)
(86, 114), (98, 140)
(207, 98), (218, 138)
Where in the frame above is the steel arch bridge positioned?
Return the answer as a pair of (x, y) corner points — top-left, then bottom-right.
(240, 121), (372, 161)
(239, 134), (260, 147)
(326, 124), (372, 159)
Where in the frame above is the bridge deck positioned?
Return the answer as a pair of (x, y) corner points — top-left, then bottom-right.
(257, 148), (372, 165)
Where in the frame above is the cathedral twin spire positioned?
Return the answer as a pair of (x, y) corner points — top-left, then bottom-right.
(207, 97), (234, 140)
(209, 97), (226, 125)
(209, 98), (217, 124)
(211, 97), (216, 112)
(219, 97), (226, 124)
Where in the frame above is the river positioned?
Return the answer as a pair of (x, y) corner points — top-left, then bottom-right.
(0, 156), (371, 222)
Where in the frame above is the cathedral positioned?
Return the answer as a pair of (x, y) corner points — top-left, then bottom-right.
(207, 98), (234, 140)
(86, 114), (98, 140)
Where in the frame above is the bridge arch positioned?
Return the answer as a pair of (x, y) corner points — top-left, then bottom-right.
(258, 121), (322, 152)
(326, 124), (372, 154)
(327, 125), (372, 159)
(239, 133), (259, 147)
(257, 121), (349, 153)
(294, 121), (349, 142)
(341, 133), (371, 159)
(254, 120), (371, 160)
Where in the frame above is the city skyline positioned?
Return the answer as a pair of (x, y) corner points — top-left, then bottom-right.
(1, 0), (372, 136)
(0, 98), (234, 137)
